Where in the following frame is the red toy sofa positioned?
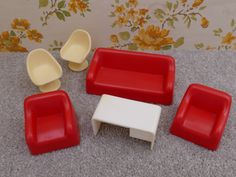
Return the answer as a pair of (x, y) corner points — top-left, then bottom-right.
(86, 48), (175, 105)
(24, 90), (80, 155)
(170, 84), (232, 150)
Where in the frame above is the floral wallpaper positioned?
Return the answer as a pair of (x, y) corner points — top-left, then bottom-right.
(39, 0), (91, 26)
(0, 19), (43, 52)
(109, 0), (208, 50)
(0, 0), (236, 52)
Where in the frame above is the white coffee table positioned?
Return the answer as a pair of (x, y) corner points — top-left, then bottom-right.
(91, 94), (162, 150)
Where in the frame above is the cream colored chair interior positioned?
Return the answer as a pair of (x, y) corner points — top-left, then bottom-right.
(27, 48), (63, 92)
(60, 29), (91, 72)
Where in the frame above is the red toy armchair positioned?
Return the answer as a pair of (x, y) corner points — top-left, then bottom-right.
(86, 48), (175, 105)
(24, 90), (80, 155)
(170, 84), (232, 150)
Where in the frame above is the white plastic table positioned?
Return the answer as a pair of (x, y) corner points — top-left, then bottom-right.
(91, 94), (162, 150)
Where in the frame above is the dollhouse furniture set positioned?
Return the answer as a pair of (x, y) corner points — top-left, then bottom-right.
(24, 29), (232, 155)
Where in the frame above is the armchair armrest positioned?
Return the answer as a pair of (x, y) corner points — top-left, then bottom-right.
(62, 95), (76, 136)
(24, 101), (36, 145)
(212, 97), (232, 140)
(172, 95), (191, 126)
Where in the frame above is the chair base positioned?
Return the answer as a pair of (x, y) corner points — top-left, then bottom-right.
(39, 79), (61, 92)
(68, 60), (88, 72)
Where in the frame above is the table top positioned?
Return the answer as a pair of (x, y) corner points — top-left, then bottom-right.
(92, 94), (161, 134)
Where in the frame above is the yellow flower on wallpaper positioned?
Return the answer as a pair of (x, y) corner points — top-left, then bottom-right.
(134, 17), (147, 27)
(27, 30), (43, 43)
(0, 31), (27, 52)
(110, 34), (119, 43)
(201, 17), (209, 28)
(0, 18), (43, 52)
(222, 32), (236, 45)
(133, 25), (174, 50)
(192, 0), (204, 8)
(180, 0), (187, 4)
(127, 8), (138, 19)
(128, 0), (138, 7)
(110, 0), (151, 31)
(11, 19), (30, 30)
(139, 9), (148, 16)
(76, 0), (89, 13)
(115, 5), (126, 14)
(68, 0), (77, 13)
(116, 16), (129, 27)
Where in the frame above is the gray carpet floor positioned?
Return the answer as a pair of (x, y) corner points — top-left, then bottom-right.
(0, 51), (235, 177)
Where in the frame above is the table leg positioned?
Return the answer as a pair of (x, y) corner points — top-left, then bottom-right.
(91, 119), (101, 135)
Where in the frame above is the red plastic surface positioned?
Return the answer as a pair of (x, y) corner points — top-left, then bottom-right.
(86, 48), (175, 105)
(170, 84), (232, 150)
(24, 90), (80, 155)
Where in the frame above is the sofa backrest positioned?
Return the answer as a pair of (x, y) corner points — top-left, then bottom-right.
(95, 48), (174, 76)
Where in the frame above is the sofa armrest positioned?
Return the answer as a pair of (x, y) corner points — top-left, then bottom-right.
(164, 59), (175, 96)
(86, 51), (102, 82)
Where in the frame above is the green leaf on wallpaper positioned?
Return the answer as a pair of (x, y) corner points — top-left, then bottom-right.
(199, 6), (207, 11)
(58, 1), (65, 9)
(155, 9), (165, 15)
(213, 28), (222, 36)
(115, 0), (119, 4)
(128, 43), (138, 50)
(54, 40), (58, 46)
(62, 10), (71, 17)
(56, 11), (65, 21)
(131, 27), (138, 32)
(231, 19), (235, 27)
(39, 0), (48, 8)
(174, 37), (184, 48)
(161, 45), (172, 50)
(10, 30), (16, 36)
(109, 12), (116, 17)
(118, 31), (130, 41)
(166, 1), (172, 11)
(191, 15), (197, 21)
(167, 19), (174, 28)
(173, 1), (179, 10)
(125, 2), (130, 8)
(194, 43), (204, 49)
(187, 19), (191, 28)
(146, 15), (151, 20)
(111, 22), (116, 28)
(173, 16), (178, 21)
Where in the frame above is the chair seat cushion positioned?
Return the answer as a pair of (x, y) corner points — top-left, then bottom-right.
(95, 67), (164, 93)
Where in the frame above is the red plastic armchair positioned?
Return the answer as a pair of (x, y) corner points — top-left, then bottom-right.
(170, 84), (232, 150)
(86, 48), (175, 105)
(24, 90), (80, 155)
